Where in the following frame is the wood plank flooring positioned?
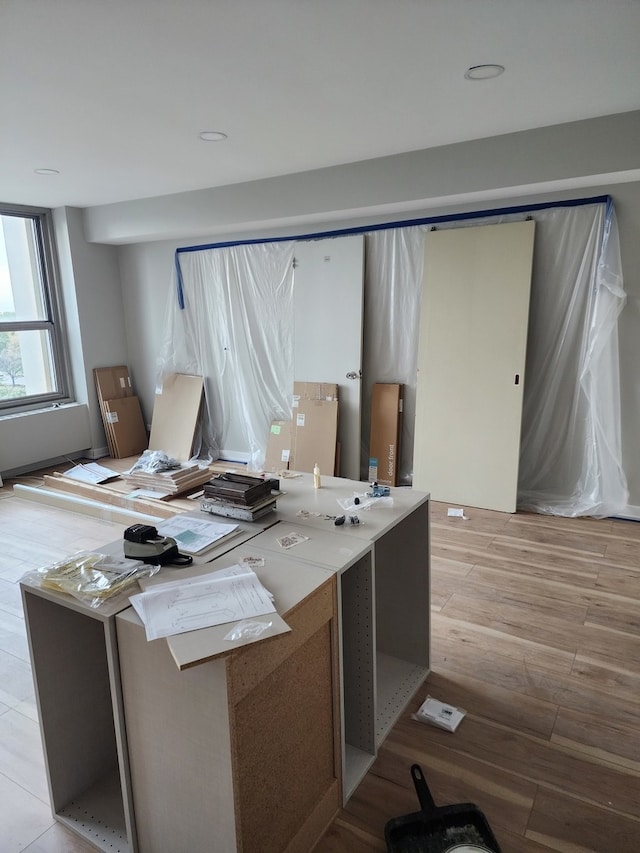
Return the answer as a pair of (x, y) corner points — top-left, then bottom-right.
(315, 501), (640, 853)
(1, 473), (639, 852)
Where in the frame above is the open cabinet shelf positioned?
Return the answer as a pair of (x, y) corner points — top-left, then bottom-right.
(20, 585), (137, 853)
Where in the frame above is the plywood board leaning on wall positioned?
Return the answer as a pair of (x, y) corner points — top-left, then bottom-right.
(413, 220), (535, 512)
(148, 373), (205, 461)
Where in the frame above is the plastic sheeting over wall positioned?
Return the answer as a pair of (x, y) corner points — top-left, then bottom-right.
(162, 197), (627, 518)
(517, 201), (628, 516)
(159, 241), (295, 469)
(362, 200), (628, 517)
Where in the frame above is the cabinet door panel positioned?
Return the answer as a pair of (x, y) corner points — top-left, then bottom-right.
(230, 581), (340, 853)
(413, 220), (535, 513)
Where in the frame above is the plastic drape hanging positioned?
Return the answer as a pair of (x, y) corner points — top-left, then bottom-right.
(362, 200), (628, 516)
(517, 201), (628, 516)
(160, 198), (626, 517)
(361, 225), (425, 484)
(158, 241), (295, 469)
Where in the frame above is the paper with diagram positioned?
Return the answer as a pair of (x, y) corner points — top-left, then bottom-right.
(129, 564), (276, 641)
(156, 515), (240, 555)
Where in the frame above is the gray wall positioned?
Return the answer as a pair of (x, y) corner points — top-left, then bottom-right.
(115, 180), (640, 510)
(5, 111), (640, 512)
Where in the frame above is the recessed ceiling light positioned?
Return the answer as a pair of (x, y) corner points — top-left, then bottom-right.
(34, 168), (60, 175)
(464, 64), (505, 81)
(198, 131), (228, 142)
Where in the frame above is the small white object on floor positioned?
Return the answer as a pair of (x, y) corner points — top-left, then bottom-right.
(412, 695), (466, 732)
(447, 507), (469, 519)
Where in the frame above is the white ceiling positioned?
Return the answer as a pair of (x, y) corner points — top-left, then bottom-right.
(2, 0), (639, 210)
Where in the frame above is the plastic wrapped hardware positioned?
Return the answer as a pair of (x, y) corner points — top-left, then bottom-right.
(22, 552), (160, 608)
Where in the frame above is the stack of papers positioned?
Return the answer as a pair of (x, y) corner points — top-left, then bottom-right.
(64, 461), (119, 484)
(129, 564), (277, 641)
(156, 516), (240, 556)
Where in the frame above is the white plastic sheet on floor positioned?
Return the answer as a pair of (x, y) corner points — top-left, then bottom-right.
(161, 197), (627, 518)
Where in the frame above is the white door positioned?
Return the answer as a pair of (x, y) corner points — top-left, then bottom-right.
(293, 235), (364, 480)
(413, 220), (535, 512)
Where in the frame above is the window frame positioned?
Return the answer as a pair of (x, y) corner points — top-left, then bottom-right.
(0, 202), (72, 414)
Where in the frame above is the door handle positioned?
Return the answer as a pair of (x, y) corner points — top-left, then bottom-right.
(346, 370), (361, 380)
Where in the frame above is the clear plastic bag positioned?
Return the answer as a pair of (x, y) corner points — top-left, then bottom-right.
(337, 492), (394, 512)
(224, 619), (273, 641)
(126, 449), (182, 474)
(21, 551), (160, 609)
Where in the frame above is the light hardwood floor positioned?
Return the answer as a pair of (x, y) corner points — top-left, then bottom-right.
(2, 474), (639, 852)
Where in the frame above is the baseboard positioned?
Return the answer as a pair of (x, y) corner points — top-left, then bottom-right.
(612, 505), (640, 522)
(86, 446), (110, 460)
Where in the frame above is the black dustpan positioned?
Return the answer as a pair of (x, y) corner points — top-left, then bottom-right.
(384, 764), (502, 853)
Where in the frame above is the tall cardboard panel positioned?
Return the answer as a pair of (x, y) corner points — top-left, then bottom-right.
(369, 383), (403, 486)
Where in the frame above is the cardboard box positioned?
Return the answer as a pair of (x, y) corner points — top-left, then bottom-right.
(290, 397), (339, 476)
(264, 420), (293, 472)
(93, 366), (133, 403)
(292, 381), (338, 402)
(289, 381), (340, 475)
(94, 365), (135, 457)
(103, 396), (148, 459)
(369, 383), (403, 486)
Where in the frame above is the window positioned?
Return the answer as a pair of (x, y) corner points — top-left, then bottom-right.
(0, 204), (70, 412)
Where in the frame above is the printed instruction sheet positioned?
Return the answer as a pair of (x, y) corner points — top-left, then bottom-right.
(129, 564), (276, 641)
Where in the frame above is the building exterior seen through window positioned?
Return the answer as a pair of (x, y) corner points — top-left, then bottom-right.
(0, 205), (70, 412)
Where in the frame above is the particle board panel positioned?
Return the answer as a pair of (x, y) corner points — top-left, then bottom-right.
(116, 613), (237, 853)
(22, 592), (118, 810)
(231, 623), (338, 853)
(374, 502), (430, 667)
(414, 220), (535, 512)
(148, 373), (204, 461)
(227, 575), (335, 704)
(340, 551), (375, 757)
